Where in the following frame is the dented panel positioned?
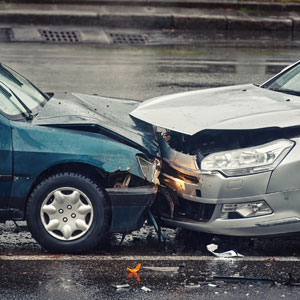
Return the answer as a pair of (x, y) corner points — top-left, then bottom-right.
(131, 84), (300, 135)
(154, 114), (300, 236)
(33, 92), (160, 157)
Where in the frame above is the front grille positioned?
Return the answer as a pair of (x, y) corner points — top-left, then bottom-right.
(175, 197), (215, 222)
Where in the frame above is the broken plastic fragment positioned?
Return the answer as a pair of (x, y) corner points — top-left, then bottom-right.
(141, 286), (152, 292)
(185, 284), (201, 288)
(127, 264), (142, 282)
(127, 263), (141, 273)
(206, 243), (244, 258)
(207, 243), (218, 252)
(112, 284), (130, 289)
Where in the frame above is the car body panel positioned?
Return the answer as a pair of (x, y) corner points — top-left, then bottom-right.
(161, 170), (272, 203)
(107, 185), (157, 232)
(160, 188), (300, 236)
(33, 93), (159, 157)
(267, 138), (300, 193)
(9, 119), (147, 211)
(130, 84), (300, 135)
(0, 114), (13, 208)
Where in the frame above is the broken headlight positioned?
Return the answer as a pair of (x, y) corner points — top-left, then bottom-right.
(136, 155), (161, 184)
(201, 139), (294, 176)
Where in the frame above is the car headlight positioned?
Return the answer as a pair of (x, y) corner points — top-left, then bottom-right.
(201, 139), (294, 177)
(136, 155), (161, 184)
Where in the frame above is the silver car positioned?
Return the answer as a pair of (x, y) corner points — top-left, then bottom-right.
(131, 60), (300, 237)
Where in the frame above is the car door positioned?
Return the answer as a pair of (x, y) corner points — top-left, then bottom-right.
(0, 113), (12, 208)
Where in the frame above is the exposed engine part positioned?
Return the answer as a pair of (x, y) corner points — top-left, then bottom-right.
(108, 171), (146, 188)
(113, 174), (131, 188)
(162, 126), (300, 165)
(152, 186), (215, 223)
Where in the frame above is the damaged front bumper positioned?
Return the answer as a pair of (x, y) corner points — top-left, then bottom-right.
(106, 185), (158, 233)
(157, 137), (300, 237)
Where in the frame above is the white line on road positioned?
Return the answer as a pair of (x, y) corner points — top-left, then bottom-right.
(0, 255), (300, 262)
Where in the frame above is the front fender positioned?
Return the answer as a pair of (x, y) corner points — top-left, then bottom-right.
(10, 122), (145, 200)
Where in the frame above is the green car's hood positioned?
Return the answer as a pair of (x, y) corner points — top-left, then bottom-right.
(32, 92), (159, 157)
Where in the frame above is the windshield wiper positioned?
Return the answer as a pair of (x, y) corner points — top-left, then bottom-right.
(0, 81), (33, 120)
(269, 87), (300, 97)
(0, 65), (23, 87)
(1, 64), (49, 102)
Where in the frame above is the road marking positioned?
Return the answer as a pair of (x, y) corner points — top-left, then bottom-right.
(0, 255), (300, 262)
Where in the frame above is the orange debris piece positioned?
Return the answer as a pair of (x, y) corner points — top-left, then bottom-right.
(127, 263), (141, 273)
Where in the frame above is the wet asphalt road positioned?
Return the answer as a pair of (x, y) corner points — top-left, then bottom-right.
(1, 42), (299, 100)
(1, 253), (300, 299)
(1, 39), (300, 299)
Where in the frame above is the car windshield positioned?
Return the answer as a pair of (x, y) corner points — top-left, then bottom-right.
(263, 62), (300, 96)
(0, 64), (48, 119)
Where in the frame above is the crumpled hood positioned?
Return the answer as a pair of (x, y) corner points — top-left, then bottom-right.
(33, 92), (159, 157)
(130, 84), (300, 135)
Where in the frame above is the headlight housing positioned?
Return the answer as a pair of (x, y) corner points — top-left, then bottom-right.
(136, 155), (161, 184)
(201, 139), (294, 177)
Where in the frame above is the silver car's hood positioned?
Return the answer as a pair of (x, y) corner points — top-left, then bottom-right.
(130, 84), (300, 135)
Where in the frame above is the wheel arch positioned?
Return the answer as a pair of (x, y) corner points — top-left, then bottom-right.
(24, 162), (110, 215)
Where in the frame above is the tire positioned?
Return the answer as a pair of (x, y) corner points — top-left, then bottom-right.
(26, 172), (110, 253)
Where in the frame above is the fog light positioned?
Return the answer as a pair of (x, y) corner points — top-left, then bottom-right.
(222, 201), (272, 218)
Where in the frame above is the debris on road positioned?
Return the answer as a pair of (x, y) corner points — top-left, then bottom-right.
(141, 286), (152, 292)
(207, 243), (244, 258)
(127, 272), (141, 282)
(127, 264), (142, 282)
(143, 266), (180, 272)
(185, 283), (201, 288)
(266, 258), (276, 262)
(112, 284), (130, 290)
(127, 263), (141, 273)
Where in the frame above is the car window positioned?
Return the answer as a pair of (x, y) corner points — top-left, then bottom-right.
(0, 64), (47, 118)
(0, 84), (26, 116)
(264, 63), (300, 95)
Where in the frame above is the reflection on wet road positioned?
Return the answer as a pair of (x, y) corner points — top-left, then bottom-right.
(0, 43), (299, 100)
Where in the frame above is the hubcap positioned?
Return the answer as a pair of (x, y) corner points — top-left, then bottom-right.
(40, 187), (94, 241)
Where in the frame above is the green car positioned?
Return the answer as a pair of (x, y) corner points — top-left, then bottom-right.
(0, 64), (160, 253)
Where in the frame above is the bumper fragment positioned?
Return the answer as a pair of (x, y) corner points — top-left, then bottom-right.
(106, 185), (157, 233)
